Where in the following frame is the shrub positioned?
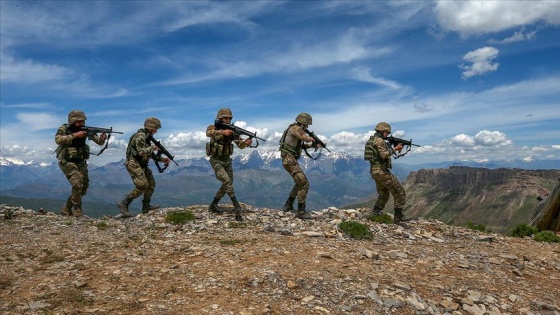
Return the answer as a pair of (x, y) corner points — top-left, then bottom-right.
(508, 223), (538, 238)
(165, 211), (195, 224)
(95, 221), (109, 231)
(366, 213), (393, 224)
(338, 221), (373, 240)
(534, 231), (560, 243)
(466, 221), (490, 233)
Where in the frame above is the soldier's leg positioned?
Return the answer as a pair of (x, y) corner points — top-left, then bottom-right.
(61, 196), (73, 216)
(372, 174), (390, 211)
(223, 161), (243, 221)
(141, 168), (159, 213)
(385, 173), (409, 222)
(59, 160), (85, 216)
(118, 160), (148, 216)
(211, 160), (233, 199)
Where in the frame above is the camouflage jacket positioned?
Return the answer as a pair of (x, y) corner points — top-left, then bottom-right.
(55, 124), (105, 162)
(279, 123), (314, 159)
(126, 129), (165, 167)
(205, 124), (248, 158)
(364, 133), (394, 170)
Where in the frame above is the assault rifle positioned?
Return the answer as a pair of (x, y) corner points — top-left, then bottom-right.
(214, 119), (267, 148)
(147, 134), (179, 173)
(386, 135), (420, 159)
(302, 127), (331, 160)
(79, 125), (123, 156)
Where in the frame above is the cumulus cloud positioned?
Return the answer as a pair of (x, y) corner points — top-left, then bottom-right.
(434, 0), (560, 35)
(459, 47), (499, 79)
(473, 130), (512, 147)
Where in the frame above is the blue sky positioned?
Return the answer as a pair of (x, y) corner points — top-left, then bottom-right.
(1, 0), (559, 166)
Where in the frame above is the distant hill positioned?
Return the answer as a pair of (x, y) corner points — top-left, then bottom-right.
(403, 167), (560, 233)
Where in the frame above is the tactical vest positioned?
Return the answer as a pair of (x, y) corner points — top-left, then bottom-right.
(56, 125), (90, 162)
(279, 123), (303, 159)
(206, 135), (234, 158)
(364, 134), (392, 169)
(126, 129), (150, 167)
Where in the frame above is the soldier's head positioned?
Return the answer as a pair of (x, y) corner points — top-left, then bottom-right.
(295, 112), (312, 127)
(375, 122), (391, 138)
(144, 117), (162, 134)
(68, 110), (87, 126)
(216, 108), (233, 123)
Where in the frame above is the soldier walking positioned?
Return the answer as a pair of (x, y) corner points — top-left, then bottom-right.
(117, 117), (169, 218)
(279, 113), (320, 220)
(55, 110), (107, 217)
(364, 122), (411, 223)
(206, 108), (252, 221)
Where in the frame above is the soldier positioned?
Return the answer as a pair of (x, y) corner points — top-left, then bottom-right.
(279, 113), (320, 220)
(364, 122), (411, 223)
(206, 108), (252, 221)
(55, 110), (107, 217)
(117, 117), (169, 218)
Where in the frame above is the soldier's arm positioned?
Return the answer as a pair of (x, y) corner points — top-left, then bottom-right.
(374, 137), (393, 159)
(92, 134), (106, 146)
(134, 134), (155, 158)
(206, 125), (225, 138)
(55, 126), (74, 145)
(291, 125), (314, 143)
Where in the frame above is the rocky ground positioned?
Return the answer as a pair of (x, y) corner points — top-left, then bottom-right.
(0, 204), (559, 315)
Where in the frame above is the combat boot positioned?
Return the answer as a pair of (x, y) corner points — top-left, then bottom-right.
(61, 197), (73, 216)
(296, 203), (313, 220)
(394, 208), (412, 224)
(208, 197), (224, 214)
(230, 195), (243, 221)
(117, 196), (133, 218)
(371, 206), (383, 216)
(142, 198), (160, 214)
(282, 196), (295, 212)
(73, 206), (84, 217)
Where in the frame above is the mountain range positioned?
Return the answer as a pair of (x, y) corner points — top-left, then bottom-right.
(1, 152), (559, 225)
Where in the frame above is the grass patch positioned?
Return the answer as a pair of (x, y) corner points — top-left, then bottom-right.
(366, 213), (393, 224)
(534, 231), (560, 243)
(338, 221), (373, 240)
(165, 210), (195, 224)
(95, 220), (110, 230)
(466, 221), (491, 233)
(508, 223), (538, 238)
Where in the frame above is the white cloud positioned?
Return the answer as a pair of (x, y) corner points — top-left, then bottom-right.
(351, 67), (404, 90)
(0, 52), (72, 84)
(473, 130), (512, 147)
(451, 134), (476, 147)
(488, 30), (537, 44)
(459, 47), (499, 79)
(434, 0), (560, 35)
(15, 113), (60, 132)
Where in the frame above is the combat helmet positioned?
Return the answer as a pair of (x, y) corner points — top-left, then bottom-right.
(375, 122), (391, 133)
(68, 110), (87, 124)
(144, 117), (162, 130)
(295, 112), (312, 125)
(217, 108), (233, 119)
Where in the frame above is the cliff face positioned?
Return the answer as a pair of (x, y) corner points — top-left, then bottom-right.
(404, 167), (560, 233)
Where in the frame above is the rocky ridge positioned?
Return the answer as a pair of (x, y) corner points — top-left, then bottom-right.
(0, 204), (559, 315)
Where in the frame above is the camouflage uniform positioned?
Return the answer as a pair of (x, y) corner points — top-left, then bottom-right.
(55, 110), (106, 217)
(364, 122), (409, 223)
(117, 117), (166, 217)
(279, 113), (315, 219)
(206, 108), (249, 221)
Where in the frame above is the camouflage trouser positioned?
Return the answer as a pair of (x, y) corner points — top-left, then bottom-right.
(282, 153), (309, 204)
(210, 157), (235, 199)
(58, 159), (89, 209)
(124, 158), (156, 200)
(371, 167), (406, 210)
